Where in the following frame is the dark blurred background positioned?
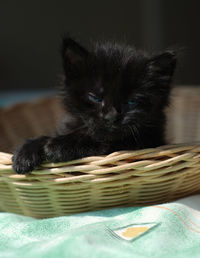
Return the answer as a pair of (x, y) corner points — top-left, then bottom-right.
(0, 0), (200, 103)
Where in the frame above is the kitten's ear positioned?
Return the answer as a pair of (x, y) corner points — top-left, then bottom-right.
(148, 50), (177, 78)
(62, 37), (89, 78)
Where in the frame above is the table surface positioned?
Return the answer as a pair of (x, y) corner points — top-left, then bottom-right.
(0, 90), (57, 108)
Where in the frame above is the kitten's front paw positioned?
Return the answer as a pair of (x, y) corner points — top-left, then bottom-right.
(12, 140), (44, 174)
(12, 152), (42, 174)
(44, 137), (69, 163)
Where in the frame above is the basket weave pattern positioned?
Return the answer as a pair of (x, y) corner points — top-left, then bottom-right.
(0, 143), (200, 218)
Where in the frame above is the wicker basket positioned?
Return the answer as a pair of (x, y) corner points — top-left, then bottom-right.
(0, 87), (200, 218)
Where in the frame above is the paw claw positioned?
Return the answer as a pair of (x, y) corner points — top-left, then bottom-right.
(12, 143), (43, 174)
(12, 154), (40, 174)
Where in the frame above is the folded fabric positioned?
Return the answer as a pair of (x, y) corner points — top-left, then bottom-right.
(1, 200), (200, 258)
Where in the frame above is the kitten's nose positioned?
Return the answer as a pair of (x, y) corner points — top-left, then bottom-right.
(104, 107), (118, 121)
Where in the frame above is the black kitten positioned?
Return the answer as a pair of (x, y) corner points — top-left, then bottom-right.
(12, 37), (176, 174)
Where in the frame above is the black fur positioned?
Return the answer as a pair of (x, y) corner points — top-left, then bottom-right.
(12, 37), (177, 174)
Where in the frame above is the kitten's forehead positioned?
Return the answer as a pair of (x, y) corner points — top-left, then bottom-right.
(93, 78), (127, 106)
(89, 43), (149, 98)
(94, 76), (122, 94)
(94, 42), (146, 65)
(93, 43), (148, 82)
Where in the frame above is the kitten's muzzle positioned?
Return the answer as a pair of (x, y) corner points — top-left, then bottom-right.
(103, 107), (118, 122)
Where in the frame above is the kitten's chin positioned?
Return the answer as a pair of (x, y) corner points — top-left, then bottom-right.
(109, 124), (120, 131)
(104, 125), (123, 135)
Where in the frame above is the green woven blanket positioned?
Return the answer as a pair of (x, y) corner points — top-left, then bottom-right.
(1, 200), (200, 258)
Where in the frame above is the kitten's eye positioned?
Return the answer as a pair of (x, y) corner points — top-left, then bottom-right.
(88, 93), (102, 103)
(128, 101), (137, 108)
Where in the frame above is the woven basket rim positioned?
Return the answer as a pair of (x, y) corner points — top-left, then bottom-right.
(1, 141), (200, 175)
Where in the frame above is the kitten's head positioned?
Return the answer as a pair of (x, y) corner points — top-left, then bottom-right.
(61, 37), (176, 134)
